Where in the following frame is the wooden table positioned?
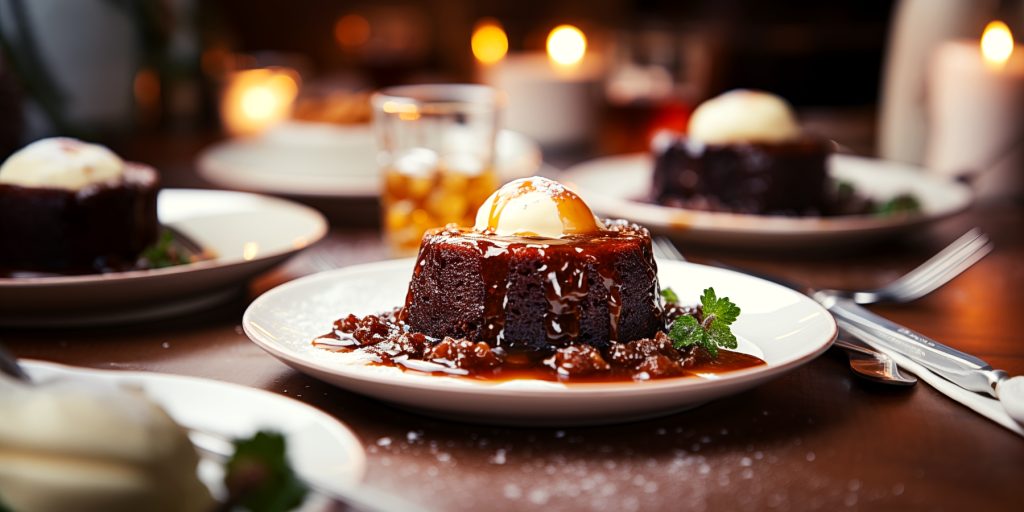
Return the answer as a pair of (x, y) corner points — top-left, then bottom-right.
(5, 135), (1023, 511)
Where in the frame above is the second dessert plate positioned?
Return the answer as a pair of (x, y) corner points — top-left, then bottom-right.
(21, 360), (366, 505)
(0, 189), (328, 327)
(562, 153), (973, 248)
(243, 258), (836, 426)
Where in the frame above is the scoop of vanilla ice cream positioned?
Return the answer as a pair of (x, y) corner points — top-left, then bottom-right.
(687, 90), (801, 144)
(474, 177), (604, 238)
(0, 137), (126, 190)
(0, 375), (214, 512)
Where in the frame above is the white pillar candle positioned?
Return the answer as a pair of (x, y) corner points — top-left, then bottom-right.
(480, 53), (601, 148)
(925, 22), (1024, 198)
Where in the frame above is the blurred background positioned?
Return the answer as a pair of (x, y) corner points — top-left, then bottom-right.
(0, 0), (1021, 226)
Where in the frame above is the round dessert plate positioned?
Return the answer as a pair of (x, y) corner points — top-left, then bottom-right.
(562, 153), (973, 248)
(243, 258), (837, 426)
(0, 189), (328, 327)
(197, 125), (545, 197)
(20, 359), (366, 505)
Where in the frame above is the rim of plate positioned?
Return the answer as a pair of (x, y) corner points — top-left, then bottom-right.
(562, 153), (973, 235)
(243, 258), (837, 397)
(196, 128), (543, 198)
(0, 189), (328, 287)
(20, 359), (367, 487)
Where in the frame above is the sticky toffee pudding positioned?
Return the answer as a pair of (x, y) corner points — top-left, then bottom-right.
(0, 138), (204, 276)
(314, 177), (765, 382)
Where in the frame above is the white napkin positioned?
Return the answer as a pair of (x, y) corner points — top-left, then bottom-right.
(859, 339), (1024, 438)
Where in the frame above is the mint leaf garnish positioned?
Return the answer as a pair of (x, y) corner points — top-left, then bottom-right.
(667, 287), (741, 358)
(700, 287), (740, 326)
(225, 431), (307, 512)
(141, 229), (178, 268)
(874, 194), (921, 216)
(661, 287), (680, 304)
(668, 315), (703, 347)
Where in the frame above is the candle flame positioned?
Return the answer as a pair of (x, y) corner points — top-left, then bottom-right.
(981, 20), (1014, 70)
(546, 24), (587, 66)
(471, 19), (508, 65)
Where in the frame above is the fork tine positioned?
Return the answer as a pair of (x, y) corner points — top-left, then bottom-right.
(889, 230), (989, 292)
(653, 237), (687, 262)
(892, 240), (993, 301)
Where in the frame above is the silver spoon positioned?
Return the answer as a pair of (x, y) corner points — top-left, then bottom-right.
(834, 338), (917, 386)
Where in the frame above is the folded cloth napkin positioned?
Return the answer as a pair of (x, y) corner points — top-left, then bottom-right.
(859, 339), (1024, 438)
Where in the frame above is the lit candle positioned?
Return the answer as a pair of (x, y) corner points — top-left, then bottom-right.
(478, 23), (602, 148)
(220, 68), (300, 136)
(925, 21), (1024, 197)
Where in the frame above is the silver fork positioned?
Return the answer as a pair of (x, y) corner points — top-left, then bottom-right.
(652, 236), (687, 262)
(818, 228), (992, 304)
(655, 229), (992, 307)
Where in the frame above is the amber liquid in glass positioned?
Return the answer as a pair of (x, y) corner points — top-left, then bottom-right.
(383, 159), (498, 255)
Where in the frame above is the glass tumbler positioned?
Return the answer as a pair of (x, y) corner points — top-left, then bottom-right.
(372, 84), (503, 255)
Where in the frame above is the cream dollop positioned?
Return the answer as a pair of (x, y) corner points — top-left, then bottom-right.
(474, 177), (604, 238)
(687, 90), (801, 144)
(0, 375), (214, 512)
(0, 137), (125, 190)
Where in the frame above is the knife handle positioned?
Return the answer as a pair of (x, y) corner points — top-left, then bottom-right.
(819, 295), (1003, 397)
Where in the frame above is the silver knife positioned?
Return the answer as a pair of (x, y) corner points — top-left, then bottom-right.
(815, 293), (1024, 424)
(814, 293), (1004, 395)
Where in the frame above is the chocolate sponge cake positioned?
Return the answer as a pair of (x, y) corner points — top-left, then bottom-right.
(400, 219), (664, 353)
(652, 137), (832, 215)
(0, 163), (159, 273)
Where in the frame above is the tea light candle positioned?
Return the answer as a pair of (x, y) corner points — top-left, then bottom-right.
(479, 25), (601, 148)
(220, 67), (300, 136)
(925, 21), (1024, 197)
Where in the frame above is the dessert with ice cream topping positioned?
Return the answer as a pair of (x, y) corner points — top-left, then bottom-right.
(652, 90), (835, 216)
(651, 90), (920, 217)
(314, 176), (765, 382)
(0, 137), (161, 274)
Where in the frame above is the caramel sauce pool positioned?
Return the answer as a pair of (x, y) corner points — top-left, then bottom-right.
(312, 337), (765, 384)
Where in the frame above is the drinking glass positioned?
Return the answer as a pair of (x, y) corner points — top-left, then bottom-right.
(372, 84), (503, 255)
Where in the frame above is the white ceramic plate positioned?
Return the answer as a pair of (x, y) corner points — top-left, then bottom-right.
(0, 189), (328, 327)
(197, 125), (544, 198)
(243, 258), (837, 426)
(20, 360), (366, 505)
(562, 153), (973, 248)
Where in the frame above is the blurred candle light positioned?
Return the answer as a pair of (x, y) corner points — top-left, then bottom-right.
(981, 20), (1014, 70)
(480, 23), (601, 148)
(546, 25), (587, 67)
(335, 13), (371, 50)
(220, 68), (299, 136)
(926, 20), (1024, 197)
(471, 19), (509, 65)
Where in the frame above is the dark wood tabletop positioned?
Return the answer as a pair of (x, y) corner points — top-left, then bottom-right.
(4, 133), (1023, 512)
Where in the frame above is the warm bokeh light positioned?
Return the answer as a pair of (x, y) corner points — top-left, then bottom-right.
(471, 19), (509, 65)
(335, 13), (371, 49)
(546, 24), (587, 66)
(221, 69), (299, 136)
(133, 69), (160, 109)
(981, 20), (1014, 70)
(242, 242), (260, 261)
